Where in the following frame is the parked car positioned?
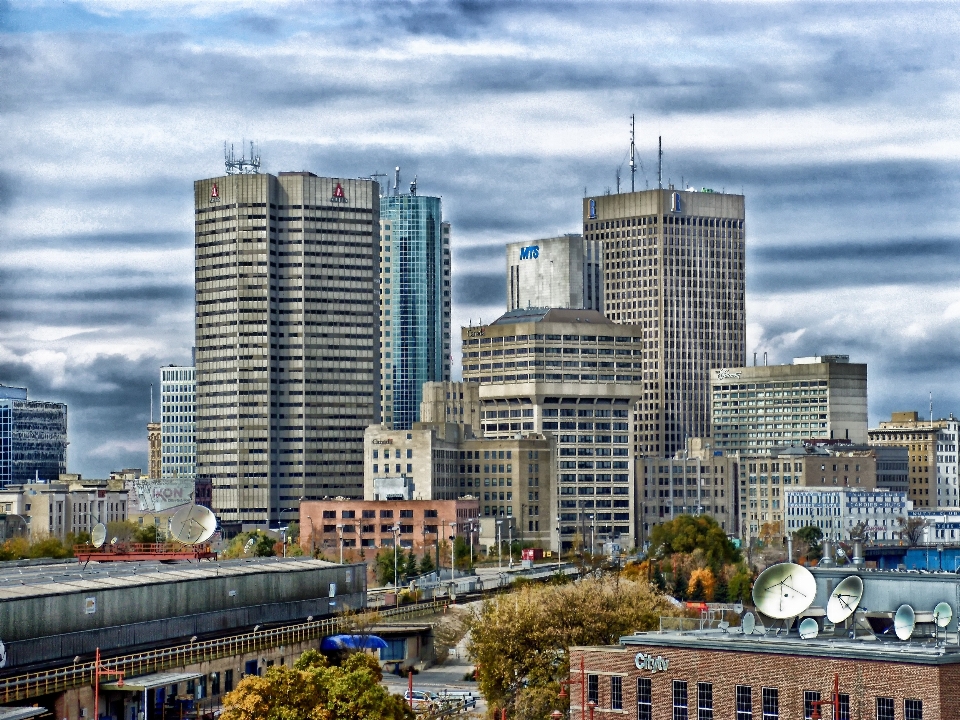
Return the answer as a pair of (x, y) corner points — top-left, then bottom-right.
(403, 690), (439, 709)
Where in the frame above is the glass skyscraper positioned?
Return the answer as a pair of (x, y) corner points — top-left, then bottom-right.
(0, 384), (67, 487)
(160, 365), (196, 480)
(379, 180), (450, 430)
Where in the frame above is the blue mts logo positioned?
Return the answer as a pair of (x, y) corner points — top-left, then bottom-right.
(589, 198), (597, 219)
(671, 192), (682, 213)
(519, 245), (540, 260)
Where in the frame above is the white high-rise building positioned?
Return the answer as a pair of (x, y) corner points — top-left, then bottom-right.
(935, 419), (960, 507)
(160, 365), (196, 480)
(506, 235), (602, 312)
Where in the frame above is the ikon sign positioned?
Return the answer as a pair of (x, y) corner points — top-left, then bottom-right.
(635, 653), (670, 673)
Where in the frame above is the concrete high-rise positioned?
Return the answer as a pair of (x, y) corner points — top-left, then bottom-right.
(160, 365), (196, 480)
(194, 171), (380, 532)
(582, 188), (746, 457)
(506, 235), (603, 312)
(378, 179), (450, 430)
(0, 384), (67, 487)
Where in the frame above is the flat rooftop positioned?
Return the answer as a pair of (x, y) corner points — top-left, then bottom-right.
(613, 628), (960, 665)
(0, 556), (341, 601)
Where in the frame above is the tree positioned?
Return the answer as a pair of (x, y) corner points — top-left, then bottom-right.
(898, 517), (926, 546)
(27, 535), (71, 559)
(418, 551), (435, 575)
(221, 530), (276, 559)
(468, 576), (678, 717)
(793, 525), (823, 560)
(454, 535), (471, 570)
(671, 570), (688, 600)
(220, 649), (412, 720)
(727, 564), (754, 603)
(648, 515), (741, 568)
(687, 568), (715, 602)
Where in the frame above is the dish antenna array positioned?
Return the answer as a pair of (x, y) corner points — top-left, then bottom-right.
(224, 141), (261, 175)
(91, 523), (107, 549)
(169, 504), (217, 545)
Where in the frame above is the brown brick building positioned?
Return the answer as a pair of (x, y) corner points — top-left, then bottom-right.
(570, 631), (960, 720)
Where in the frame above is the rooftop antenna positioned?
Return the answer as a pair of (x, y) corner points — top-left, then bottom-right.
(394, 166), (400, 197)
(930, 392), (934, 423)
(658, 136), (663, 190)
(370, 172), (388, 196)
(616, 165), (621, 194)
(629, 114), (636, 193)
(224, 141), (261, 175)
(410, 176), (417, 196)
(150, 384), (154, 424)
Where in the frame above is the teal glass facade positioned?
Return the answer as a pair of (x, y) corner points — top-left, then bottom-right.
(380, 194), (445, 430)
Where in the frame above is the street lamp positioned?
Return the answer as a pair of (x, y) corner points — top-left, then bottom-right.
(449, 521), (457, 583)
(496, 520), (503, 572)
(508, 520), (513, 570)
(391, 524), (401, 605)
(336, 524), (344, 565)
(468, 521), (474, 570)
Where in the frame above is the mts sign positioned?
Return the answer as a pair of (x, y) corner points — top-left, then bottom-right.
(519, 245), (540, 260)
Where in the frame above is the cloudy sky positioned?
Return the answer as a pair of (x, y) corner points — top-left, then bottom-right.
(2, 1), (959, 477)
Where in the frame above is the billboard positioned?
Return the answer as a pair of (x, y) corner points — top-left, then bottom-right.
(132, 479), (195, 513)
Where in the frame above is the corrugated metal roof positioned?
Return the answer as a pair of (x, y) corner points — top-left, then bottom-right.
(490, 307), (614, 326)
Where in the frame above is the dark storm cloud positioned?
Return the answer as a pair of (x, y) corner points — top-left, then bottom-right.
(455, 272), (506, 307)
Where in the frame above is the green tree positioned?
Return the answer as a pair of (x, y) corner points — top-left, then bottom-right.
(648, 514), (741, 568)
(220, 649), (412, 720)
(794, 525), (823, 559)
(418, 551), (435, 575)
(671, 570), (688, 600)
(27, 535), (71, 559)
(727, 564), (754, 603)
(454, 535), (470, 570)
(221, 530), (276, 559)
(468, 576), (679, 717)
(714, 575), (729, 603)
(651, 564), (667, 592)
(375, 547), (399, 586)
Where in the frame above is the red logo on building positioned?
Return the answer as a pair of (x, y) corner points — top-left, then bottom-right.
(332, 183), (346, 203)
(209, 182), (221, 204)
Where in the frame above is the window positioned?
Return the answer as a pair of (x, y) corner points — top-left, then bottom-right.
(838, 694), (851, 720)
(737, 686), (752, 720)
(762, 688), (779, 720)
(588, 674), (599, 704)
(673, 680), (689, 720)
(697, 683), (713, 720)
(876, 698), (895, 720)
(611, 676), (623, 711)
(637, 678), (652, 720)
(905, 700), (922, 720)
(805, 691), (821, 720)
(224, 669), (234, 693)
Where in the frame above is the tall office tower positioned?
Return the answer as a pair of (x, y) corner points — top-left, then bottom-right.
(506, 235), (603, 312)
(0, 384), (67, 487)
(160, 365), (196, 480)
(195, 171), (380, 532)
(583, 189), (746, 457)
(378, 178), (451, 429)
(461, 308), (643, 550)
(709, 355), (868, 454)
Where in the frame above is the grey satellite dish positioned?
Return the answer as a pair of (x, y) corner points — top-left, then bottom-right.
(752, 563), (817, 619)
(733, 602), (744, 615)
(934, 602), (953, 628)
(91, 523), (107, 549)
(742, 611), (756, 635)
(799, 618), (819, 639)
(894, 604), (916, 640)
(0, 639), (6, 668)
(170, 504), (217, 545)
(826, 575), (863, 624)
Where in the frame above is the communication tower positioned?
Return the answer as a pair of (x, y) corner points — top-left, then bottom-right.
(224, 141), (261, 175)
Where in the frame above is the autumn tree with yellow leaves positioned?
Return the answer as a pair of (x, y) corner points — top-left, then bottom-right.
(219, 649), (413, 720)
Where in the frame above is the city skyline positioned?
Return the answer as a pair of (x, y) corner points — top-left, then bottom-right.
(2, 2), (960, 476)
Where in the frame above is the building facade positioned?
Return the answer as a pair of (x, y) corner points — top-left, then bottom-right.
(160, 365), (196, 481)
(583, 188), (746, 457)
(710, 356), (868, 455)
(194, 171), (380, 532)
(869, 411), (951, 510)
(506, 235), (603, 312)
(299, 498), (479, 558)
(379, 184), (450, 430)
(418, 381), (482, 429)
(147, 422), (161, 479)
(639, 438), (738, 545)
(875, 445), (910, 494)
(935, 419), (960, 507)
(0, 384), (68, 488)
(784, 487), (909, 542)
(461, 308), (643, 550)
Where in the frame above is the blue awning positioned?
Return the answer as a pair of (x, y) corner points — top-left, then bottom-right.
(320, 634), (389, 651)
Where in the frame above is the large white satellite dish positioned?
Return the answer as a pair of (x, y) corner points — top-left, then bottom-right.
(799, 618), (819, 640)
(894, 604), (916, 640)
(752, 563), (817, 619)
(826, 575), (863, 624)
(934, 602), (953, 628)
(170, 504), (217, 545)
(742, 611), (756, 635)
(91, 523), (107, 549)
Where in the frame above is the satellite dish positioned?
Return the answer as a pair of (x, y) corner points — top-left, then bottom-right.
(0, 640), (6, 668)
(733, 603), (744, 615)
(752, 563), (817, 619)
(91, 523), (107, 549)
(934, 602), (953, 628)
(170, 504), (217, 545)
(799, 618), (819, 639)
(894, 604), (916, 640)
(826, 575), (863, 623)
(742, 611), (756, 635)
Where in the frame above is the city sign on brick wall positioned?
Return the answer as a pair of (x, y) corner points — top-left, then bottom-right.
(635, 652), (670, 673)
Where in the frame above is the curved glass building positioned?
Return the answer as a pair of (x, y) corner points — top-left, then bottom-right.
(379, 185), (450, 430)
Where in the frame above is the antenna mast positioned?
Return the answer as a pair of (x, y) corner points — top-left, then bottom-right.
(394, 166), (400, 197)
(150, 384), (154, 424)
(224, 141), (261, 175)
(658, 136), (663, 190)
(629, 114), (636, 193)
(930, 392), (934, 423)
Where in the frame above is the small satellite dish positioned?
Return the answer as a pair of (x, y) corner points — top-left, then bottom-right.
(733, 603), (744, 615)
(91, 524), (107, 549)
(742, 611), (756, 635)
(827, 575), (863, 623)
(0, 640), (6, 668)
(170, 504), (217, 545)
(934, 602), (953, 628)
(894, 604), (916, 640)
(799, 618), (819, 640)
(111, 537), (118, 545)
(752, 563), (817, 619)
